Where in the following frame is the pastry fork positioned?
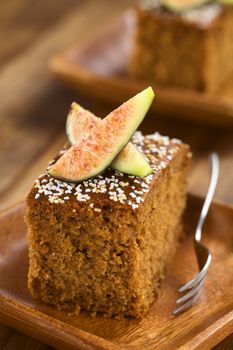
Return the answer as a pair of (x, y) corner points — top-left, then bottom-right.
(173, 153), (219, 316)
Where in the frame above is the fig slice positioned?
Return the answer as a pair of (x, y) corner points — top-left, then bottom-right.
(48, 87), (154, 183)
(66, 103), (152, 177)
(111, 142), (153, 177)
(161, 0), (209, 12)
(66, 103), (101, 145)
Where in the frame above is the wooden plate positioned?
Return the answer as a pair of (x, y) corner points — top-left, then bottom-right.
(0, 195), (233, 350)
(50, 10), (233, 126)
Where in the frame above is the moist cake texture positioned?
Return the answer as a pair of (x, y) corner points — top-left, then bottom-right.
(129, 0), (233, 93)
(25, 132), (191, 318)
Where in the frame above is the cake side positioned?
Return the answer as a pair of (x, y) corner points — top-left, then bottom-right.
(129, 142), (190, 316)
(25, 132), (191, 318)
(129, 1), (233, 93)
(204, 7), (233, 93)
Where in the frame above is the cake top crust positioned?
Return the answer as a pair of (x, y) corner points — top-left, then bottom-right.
(139, 0), (223, 28)
(30, 132), (188, 211)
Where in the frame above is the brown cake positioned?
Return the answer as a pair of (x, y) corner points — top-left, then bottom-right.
(129, 0), (233, 93)
(25, 131), (191, 318)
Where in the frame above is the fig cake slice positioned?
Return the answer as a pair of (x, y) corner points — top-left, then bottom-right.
(49, 87), (154, 182)
(67, 102), (152, 177)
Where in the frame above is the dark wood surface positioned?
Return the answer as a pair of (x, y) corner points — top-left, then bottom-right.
(0, 0), (232, 349)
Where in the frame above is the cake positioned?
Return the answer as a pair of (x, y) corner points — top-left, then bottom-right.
(25, 131), (191, 318)
(129, 0), (233, 93)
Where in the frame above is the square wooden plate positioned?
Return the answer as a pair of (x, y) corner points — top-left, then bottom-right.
(0, 195), (233, 350)
(50, 10), (233, 126)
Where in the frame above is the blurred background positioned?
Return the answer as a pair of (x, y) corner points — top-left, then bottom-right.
(0, 1), (233, 348)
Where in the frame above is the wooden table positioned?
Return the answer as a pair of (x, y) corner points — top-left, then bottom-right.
(0, 1), (232, 349)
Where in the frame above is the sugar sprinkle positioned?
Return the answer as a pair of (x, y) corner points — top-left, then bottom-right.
(33, 132), (182, 210)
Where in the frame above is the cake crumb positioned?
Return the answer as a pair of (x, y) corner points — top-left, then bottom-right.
(26, 130), (191, 319)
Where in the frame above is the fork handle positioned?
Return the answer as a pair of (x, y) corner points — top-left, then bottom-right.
(195, 153), (219, 242)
